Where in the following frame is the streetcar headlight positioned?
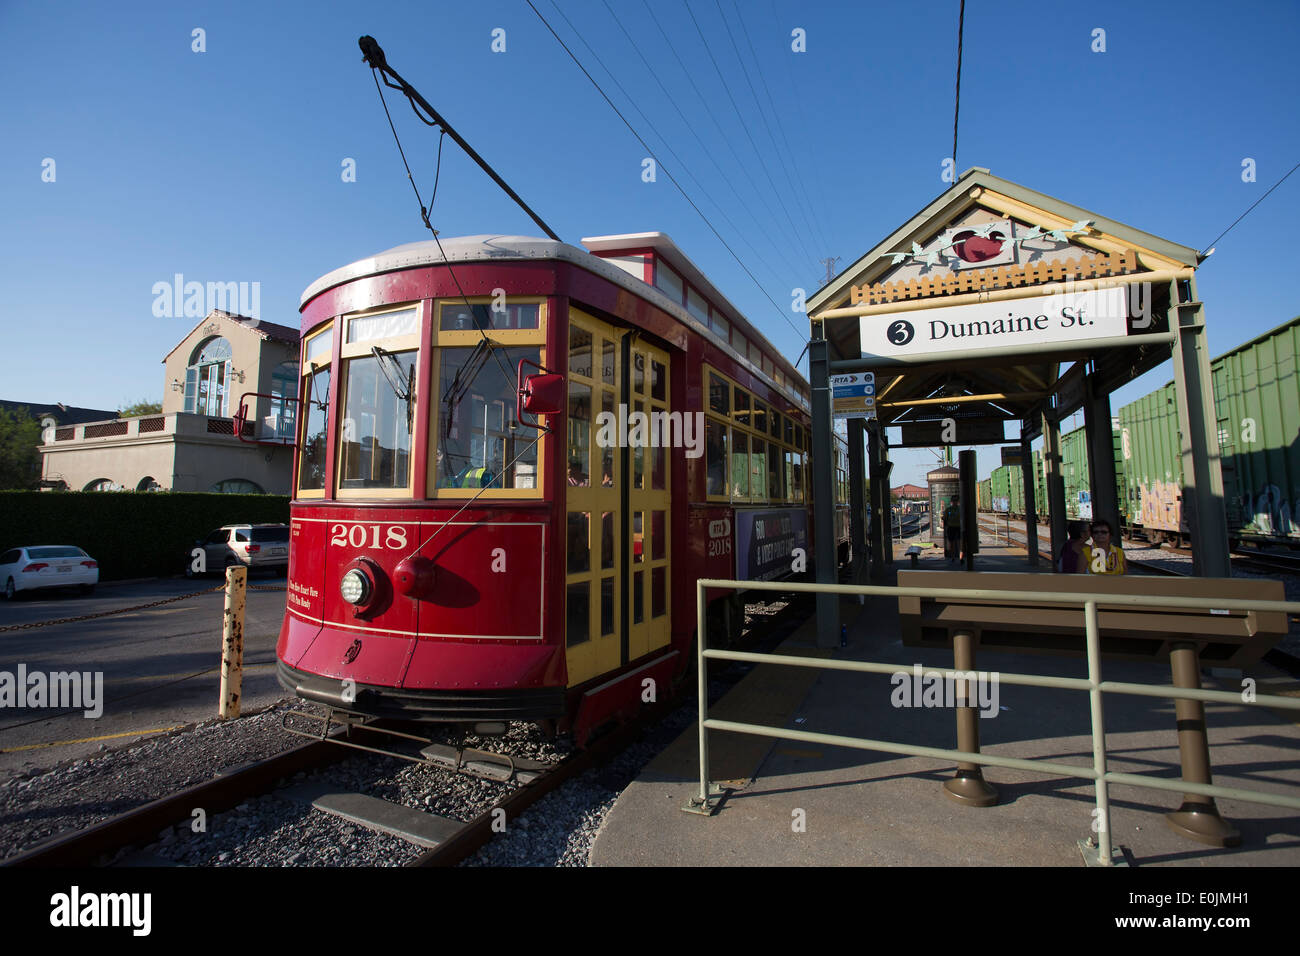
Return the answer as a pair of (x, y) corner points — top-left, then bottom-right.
(340, 568), (372, 606)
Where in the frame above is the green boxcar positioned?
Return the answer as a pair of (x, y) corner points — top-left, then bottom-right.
(1112, 428), (1128, 529)
(1213, 317), (1300, 543)
(1059, 425), (1090, 520)
(1119, 384), (1183, 538)
(977, 477), (991, 512)
(990, 465), (1011, 513)
(1118, 315), (1300, 545)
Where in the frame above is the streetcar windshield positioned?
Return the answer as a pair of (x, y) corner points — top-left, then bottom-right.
(436, 345), (542, 490)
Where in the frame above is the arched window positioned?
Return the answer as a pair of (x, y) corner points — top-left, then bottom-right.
(84, 478), (120, 492)
(137, 476), (162, 491)
(269, 360), (299, 440)
(209, 478), (264, 494)
(185, 336), (233, 416)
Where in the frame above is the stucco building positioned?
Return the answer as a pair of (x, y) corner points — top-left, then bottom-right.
(39, 310), (299, 493)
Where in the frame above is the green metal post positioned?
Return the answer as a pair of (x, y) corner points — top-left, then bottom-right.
(1042, 410), (1067, 561)
(809, 337), (840, 648)
(1021, 432), (1039, 568)
(1084, 600), (1113, 864)
(1083, 371), (1121, 545)
(848, 417), (867, 582)
(1169, 277), (1230, 577)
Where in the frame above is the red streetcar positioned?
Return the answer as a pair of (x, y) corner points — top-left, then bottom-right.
(274, 232), (849, 743)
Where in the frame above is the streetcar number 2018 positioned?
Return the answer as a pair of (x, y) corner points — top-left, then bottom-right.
(329, 524), (408, 550)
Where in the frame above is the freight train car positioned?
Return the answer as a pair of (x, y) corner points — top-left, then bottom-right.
(977, 477), (992, 513)
(1119, 315), (1300, 548)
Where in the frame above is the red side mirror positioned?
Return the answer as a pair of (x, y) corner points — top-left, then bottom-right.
(516, 359), (564, 429)
(522, 374), (565, 415)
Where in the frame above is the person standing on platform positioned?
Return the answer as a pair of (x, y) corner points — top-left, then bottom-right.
(1057, 520), (1088, 573)
(1084, 519), (1126, 575)
(943, 499), (962, 563)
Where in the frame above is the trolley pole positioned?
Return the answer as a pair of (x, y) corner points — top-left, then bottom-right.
(220, 565), (247, 719)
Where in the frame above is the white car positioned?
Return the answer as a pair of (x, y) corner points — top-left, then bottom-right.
(0, 546), (99, 599)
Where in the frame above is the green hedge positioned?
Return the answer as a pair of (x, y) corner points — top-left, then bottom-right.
(0, 492), (290, 581)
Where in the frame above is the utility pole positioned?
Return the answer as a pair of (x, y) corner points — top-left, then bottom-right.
(819, 256), (841, 286)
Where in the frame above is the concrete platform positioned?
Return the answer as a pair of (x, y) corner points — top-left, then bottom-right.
(591, 559), (1300, 867)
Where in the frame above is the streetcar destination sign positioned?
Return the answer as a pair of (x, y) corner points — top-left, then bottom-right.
(861, 286), (1128, 360)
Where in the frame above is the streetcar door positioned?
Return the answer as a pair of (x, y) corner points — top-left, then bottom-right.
(625, 339), (672, 662)
(564, 313), (622, 686)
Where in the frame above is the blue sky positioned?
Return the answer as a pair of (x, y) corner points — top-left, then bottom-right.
(2, 0), (1297, 484)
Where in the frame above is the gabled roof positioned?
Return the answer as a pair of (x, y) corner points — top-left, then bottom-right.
(808, 167), (1200, 316)
(161, 310), (298, 363)
(0, 400), (119, 425)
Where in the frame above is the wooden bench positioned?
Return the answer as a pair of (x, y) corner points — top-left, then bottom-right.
(896, 570), (1288, 848)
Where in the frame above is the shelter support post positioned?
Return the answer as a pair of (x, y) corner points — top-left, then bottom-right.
(1042, 411), (1067, 560)
(809, 337), (840, 649)
(848, 418), (867, 583)
(868, 423), (885, 580)
(1083, 371), (1121, 541)
(1165, 642), (1241, 847)
(943, 629), (998, 807)
(881, 431), (894, 566)
(959, 449), (976, 572)
(1021, 432), (1039, 568)
(1170, 278), (1230, 577)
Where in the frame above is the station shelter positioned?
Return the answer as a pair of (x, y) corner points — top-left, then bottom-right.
(802, 168), (1226, 648)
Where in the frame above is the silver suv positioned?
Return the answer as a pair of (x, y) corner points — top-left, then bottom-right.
(189, 524), (289, 577)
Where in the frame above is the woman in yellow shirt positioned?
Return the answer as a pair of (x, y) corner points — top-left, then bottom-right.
(1083, 519), (1126, 575)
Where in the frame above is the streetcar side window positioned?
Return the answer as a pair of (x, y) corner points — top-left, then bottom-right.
(298, 327), (333, 494)
(705, 418), (728, 497)
(708, 373), (730, 416)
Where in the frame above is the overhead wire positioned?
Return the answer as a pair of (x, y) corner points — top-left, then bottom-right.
(952, 0), (966, 171)
(526, 0), (808, 343)
(731, 0), (833, 258)
(769, 0), (836, 284)
(681, 0), (819, 272)
(368, 65), (531, 429)
(715, 0), (824, 265)
(1200, 159), (1300, 257)
(598, 0), (804, 280)
(637, 0), (808, 280)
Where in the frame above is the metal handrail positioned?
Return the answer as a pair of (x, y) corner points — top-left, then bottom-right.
(691, 577), (1300, 866)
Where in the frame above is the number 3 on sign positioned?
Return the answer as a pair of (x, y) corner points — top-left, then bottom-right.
(329, 523), (408, 549)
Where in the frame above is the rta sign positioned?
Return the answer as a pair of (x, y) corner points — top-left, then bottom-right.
(887, 319), (915, 346)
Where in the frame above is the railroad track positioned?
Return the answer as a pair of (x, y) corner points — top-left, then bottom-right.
(3, 591), (816, 868)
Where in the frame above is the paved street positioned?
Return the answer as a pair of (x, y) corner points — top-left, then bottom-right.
(0, 574), (290, 778)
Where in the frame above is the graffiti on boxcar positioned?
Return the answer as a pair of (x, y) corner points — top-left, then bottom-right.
(1138, 479), (1182, 533)
(1239, 484), (1297, 537)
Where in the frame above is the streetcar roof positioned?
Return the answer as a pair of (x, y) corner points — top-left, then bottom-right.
(300, 234), (809, 412)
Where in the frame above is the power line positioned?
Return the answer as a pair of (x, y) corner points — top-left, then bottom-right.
(770, 0), (836, 266)
(595, 0), (803, 280)
(636, 0), (807, 276)
(525, 0), (807, 343)
(681, 0), (819, 271)
(731, 0), (834, 257)
(952, 0), (966, 171)
(713, 0), (823, 265)
(1200, 159), (1300, 257)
